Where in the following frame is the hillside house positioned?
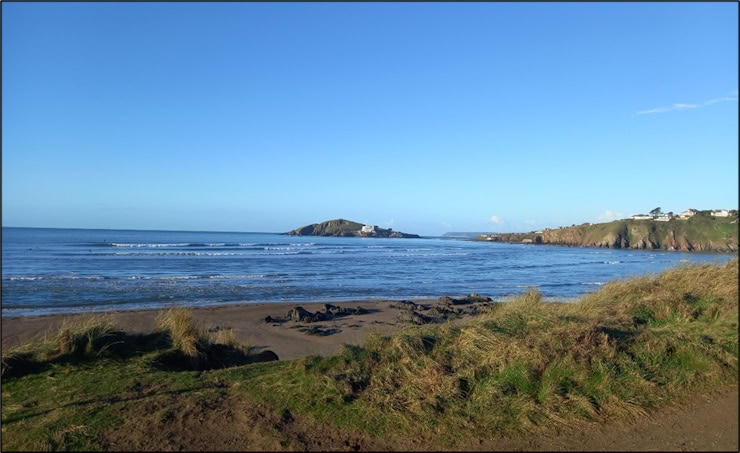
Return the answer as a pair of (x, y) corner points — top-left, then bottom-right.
(360, 225), (376, 234)
(711, 209), (730, 217)
(630, 214), (652, 220)
(480, 234), (499, 241)
(678, 209), (697, 219)
(655, 215), (672, 222)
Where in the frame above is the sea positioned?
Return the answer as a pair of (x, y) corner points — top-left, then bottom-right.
(2, 227), (736, 317)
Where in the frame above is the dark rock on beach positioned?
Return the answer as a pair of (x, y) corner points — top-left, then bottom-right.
(286, 306), (332, 323)
(324, 304), (367, 316)
(398, 311), (437, 325)
(395, 293), (496, 325)
(249, 350), (279, 363)
(263, 304), (370, 325)
(438, 293), (493, 306)
(390, 300), (424, 311)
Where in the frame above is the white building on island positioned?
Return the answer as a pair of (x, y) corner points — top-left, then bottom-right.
(360, 225), (376, 234)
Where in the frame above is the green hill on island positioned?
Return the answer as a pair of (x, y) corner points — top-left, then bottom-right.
(477, 210), (738, 253)
(285, 218), (421, 238)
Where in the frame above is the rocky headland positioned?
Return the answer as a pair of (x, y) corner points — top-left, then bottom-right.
(285, 218), (421, 238)
(476, 211), (738, 253)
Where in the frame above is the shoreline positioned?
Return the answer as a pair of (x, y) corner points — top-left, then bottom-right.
(1, 293), (581, 320)
(2, 298), (459, 361)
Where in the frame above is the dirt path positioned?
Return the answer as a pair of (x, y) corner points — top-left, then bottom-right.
(473, 386), (739, 452)
(101, 386), (738, 451)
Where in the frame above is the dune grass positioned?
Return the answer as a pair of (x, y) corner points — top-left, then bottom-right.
(244, 259), (738, 444)
(1, 260), (737, 450)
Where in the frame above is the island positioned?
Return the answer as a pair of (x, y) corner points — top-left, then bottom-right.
(285, 218), (421, 238)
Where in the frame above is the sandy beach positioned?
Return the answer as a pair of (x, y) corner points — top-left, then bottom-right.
(1, 299), (449, 360)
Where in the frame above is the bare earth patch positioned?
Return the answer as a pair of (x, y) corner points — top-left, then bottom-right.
(99, 386), (737, 451)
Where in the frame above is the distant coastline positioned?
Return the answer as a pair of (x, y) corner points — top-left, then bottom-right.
(473, 210), (738, 253)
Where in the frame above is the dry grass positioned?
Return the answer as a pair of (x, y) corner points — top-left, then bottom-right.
(153, 307), (256, 370)
(52, 315), (120, 358)
(302, 259), (738, 440)
(155, 307), (207, 360)
(40, 425), (91, 452)
(2, 315), (124, 378)
(3, 307), (253, 377)
(572, 259), (738, 322)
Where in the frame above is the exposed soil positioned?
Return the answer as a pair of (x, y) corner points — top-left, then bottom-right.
(99, 385), (738, 451)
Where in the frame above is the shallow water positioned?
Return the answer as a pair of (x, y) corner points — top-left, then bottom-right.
(2, 227), (735, 317)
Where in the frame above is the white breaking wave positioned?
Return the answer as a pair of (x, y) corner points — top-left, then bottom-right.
(111, 252), (242, 256)
(110, 243), (190, 248)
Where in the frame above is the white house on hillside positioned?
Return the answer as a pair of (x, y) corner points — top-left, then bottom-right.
(655, 215), (672, 222)
(679, 209), (697, 219)
(630, 214), (652, 220)
(360, 225), (376, 234)
(711, 209), (730, 217)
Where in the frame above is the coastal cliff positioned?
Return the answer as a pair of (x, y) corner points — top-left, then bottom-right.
(476, 212), (738, 253)
(285, 219), (421, 238)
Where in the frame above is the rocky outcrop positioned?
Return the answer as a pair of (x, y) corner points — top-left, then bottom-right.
(476, 213), (738, 253)
(263, 304), (368, 324)
(285, 218), (420, 238)
(396, 294), (497, 325)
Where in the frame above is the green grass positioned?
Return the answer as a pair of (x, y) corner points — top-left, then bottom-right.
(2, 260), (737, 450)
(498, 213), (738, 250)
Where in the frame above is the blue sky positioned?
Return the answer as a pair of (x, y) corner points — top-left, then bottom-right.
(2, 2), (738, 236)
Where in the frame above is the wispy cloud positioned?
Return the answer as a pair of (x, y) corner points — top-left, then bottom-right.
(704, 95), (739, 105)
(634, 103), (698, 116)
(597, 210), (623, 222)
(634, 91), (738, 116)
(489, 215), (504, 224)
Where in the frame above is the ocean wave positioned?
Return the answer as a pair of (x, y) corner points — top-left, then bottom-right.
(107, 242), (257, 248)
(4, 273), (270, 283)
(383, 252), (471, 258)
(110, 252), (243, 257)
(3, 275), (104, 282)
(129, 274), (269, 281)
(110, 243), (190, 248)
(4, 276), (45, 281)
(207, 274), (266, 279)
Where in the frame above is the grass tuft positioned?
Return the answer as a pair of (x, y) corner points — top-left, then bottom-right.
(155, 307), (207, 361)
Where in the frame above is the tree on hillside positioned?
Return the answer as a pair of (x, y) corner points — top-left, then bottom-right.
(650, 207), (663, 217)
